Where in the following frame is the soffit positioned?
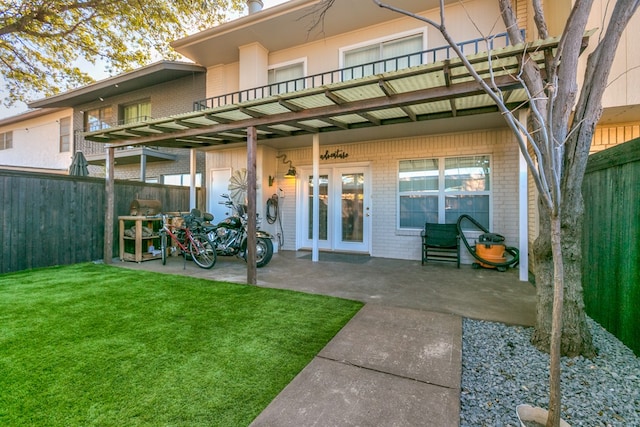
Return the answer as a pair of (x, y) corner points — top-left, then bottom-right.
(28, 62), (206, 108)
(84, 36), (564, 149)
(172, 0), (450, 66)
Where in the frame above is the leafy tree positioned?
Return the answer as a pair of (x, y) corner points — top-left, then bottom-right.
(0, 0), (245, 107)
(364, 0), (639, 425)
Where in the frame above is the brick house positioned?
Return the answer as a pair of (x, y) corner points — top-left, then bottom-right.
(82, 0), (640, 279)
(28, 61), (207, 184)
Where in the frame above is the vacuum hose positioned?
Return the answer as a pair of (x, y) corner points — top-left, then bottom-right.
(456, 214), (519, 270)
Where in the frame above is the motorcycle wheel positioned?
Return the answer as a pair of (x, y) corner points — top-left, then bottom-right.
(256, 237), (274, 268)
(190, 233), (216, 269)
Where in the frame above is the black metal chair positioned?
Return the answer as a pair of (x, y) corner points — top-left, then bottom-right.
(421, 223), (460, 268)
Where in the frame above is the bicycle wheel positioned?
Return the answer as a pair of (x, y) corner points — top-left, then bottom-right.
(160, 231), (167, 265)
(190, 233), (216, 269)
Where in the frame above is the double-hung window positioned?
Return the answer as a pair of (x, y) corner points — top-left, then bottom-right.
(268, 61), (305, 95)
(59, 117), (71, 152)
(398, 155), (491, 229)
(0, 131), (12, 150)
(342, 33), (423, 80)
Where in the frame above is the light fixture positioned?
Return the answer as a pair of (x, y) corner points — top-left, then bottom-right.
(276, 154), (296, 177)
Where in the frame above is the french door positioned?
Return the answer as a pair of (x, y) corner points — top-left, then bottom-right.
(299, 165), (371, 253)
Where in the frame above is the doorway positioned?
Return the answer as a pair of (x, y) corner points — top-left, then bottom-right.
(298, 164), (371, 253)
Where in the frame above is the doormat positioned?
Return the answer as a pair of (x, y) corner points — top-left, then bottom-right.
(297, 253), (371, 264)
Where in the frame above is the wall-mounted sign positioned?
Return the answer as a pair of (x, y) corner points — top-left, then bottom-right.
(320, 149), (349, 160)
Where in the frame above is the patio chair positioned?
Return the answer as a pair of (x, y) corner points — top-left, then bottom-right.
(421, 223), (460, 268)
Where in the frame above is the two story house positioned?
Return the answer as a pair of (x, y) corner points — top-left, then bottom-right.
(0, 108), (74, 174)
(28, 61), (208, 184)
(83, 0), (640, 280)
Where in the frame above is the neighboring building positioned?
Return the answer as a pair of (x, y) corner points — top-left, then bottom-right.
(82, 0), (640, 277)
(29, 61), (207, 184)
(0, 108), (74, 174)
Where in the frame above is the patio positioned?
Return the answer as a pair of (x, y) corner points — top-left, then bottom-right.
(115, 250), (536, 327)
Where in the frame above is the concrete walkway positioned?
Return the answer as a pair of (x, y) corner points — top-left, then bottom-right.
(115, 250), (536, 426)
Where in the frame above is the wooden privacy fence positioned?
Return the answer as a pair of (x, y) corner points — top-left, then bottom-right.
(0, 170), (201, 274)
(582, 138), (640, 356)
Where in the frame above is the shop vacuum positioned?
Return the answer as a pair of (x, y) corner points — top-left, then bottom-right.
(456, 214), (519, 272)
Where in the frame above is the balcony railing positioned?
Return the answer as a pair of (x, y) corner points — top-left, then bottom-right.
(193, 31), (522, 111)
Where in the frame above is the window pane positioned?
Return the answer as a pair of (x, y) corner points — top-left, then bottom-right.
(344, 45), (379, 80)
(444, 156), (490, 191)
(399, 195), (438, 228)
(86, 107), (112, 131)
(308, 175), (328, 240)
(445, 195), (490, 228)
(399, 159), (439, 192)
(59, 117), (71, 152)
(124, 101), (151, 124)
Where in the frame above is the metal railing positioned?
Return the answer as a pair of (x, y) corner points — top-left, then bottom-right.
(193, 31), (522, 111)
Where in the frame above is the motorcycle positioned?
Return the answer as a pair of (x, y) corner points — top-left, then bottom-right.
(194, 194), (274, 268)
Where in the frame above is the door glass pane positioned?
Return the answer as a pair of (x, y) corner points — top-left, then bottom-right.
(341, 173), (364, 242)
(308, 175), (328, 240)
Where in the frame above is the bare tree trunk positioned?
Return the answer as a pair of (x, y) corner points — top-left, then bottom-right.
(546, 212), (564, 427)
(532, 192), (596, 358)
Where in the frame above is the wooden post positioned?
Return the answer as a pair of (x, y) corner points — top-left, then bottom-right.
(104, 146), (115, 264)
(246, 126), (257, 285)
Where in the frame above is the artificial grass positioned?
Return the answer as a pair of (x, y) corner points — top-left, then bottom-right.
(0, 263), (363, 426)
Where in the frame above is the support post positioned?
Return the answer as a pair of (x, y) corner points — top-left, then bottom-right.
(190, 149), (197, 209)
(312, 134), (320, 262)
(140, 152), (147, 182)
(104, 146), (115, 264)
(246, 126), (257, 285)
(518, 109), (529, 281)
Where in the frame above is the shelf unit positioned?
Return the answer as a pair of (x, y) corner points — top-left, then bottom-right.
(119, 216), (163, 262)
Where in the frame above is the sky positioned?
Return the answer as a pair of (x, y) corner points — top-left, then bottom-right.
(0, 0), (289, 120)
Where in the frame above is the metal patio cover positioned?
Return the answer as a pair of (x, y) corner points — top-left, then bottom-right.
(83, 36), (566, 148)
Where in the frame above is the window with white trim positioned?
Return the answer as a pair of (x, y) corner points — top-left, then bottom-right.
(0, 131), (12, 150)
(343, 33), (423, 80)
(59, 117), (71, 152)
(268, 61), (305, 95)
(398, 155), (491, 229)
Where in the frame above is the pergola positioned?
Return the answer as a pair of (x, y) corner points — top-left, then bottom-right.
(85, 36), (562, 284)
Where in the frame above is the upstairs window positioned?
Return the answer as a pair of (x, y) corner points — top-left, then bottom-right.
(0, 131), (12, 150)
(85, 106), (113, 131)
(398, 155), (491, 229)
(122, 100), (151, 125)
(343, 33), (423, 80)
(59, 117), (71, 152)
(268, 61), (305, 95)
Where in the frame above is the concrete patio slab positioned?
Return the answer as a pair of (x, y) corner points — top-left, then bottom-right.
(250, 304), (461, 427)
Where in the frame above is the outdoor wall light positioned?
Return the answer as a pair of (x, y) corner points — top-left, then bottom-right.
(276, 154), (296, 177)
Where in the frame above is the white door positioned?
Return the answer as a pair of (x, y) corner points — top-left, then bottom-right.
(300, 165), (371, 253)
(208, 168), (231, 222)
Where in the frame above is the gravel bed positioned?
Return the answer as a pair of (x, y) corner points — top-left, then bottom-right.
(461, 317), (639, 426)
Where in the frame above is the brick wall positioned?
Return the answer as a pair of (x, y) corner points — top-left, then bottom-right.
(274, 128), (521, 262)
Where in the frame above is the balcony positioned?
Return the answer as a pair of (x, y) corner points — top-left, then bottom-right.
(193, 32), (521, 111)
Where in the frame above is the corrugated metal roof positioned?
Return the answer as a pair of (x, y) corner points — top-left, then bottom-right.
(84, 35), (569, 149)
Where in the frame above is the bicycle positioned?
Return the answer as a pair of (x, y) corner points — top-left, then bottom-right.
(158, 211), (216, 269)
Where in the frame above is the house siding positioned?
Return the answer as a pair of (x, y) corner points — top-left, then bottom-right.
(0, 108), (74, 172)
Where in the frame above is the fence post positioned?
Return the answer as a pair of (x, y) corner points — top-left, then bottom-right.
(104, 146), (115, 264)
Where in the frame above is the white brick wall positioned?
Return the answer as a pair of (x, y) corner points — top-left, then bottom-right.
(273, 128), (522, 263)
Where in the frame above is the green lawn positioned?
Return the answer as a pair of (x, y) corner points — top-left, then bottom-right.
(0, 263), (363, 426)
